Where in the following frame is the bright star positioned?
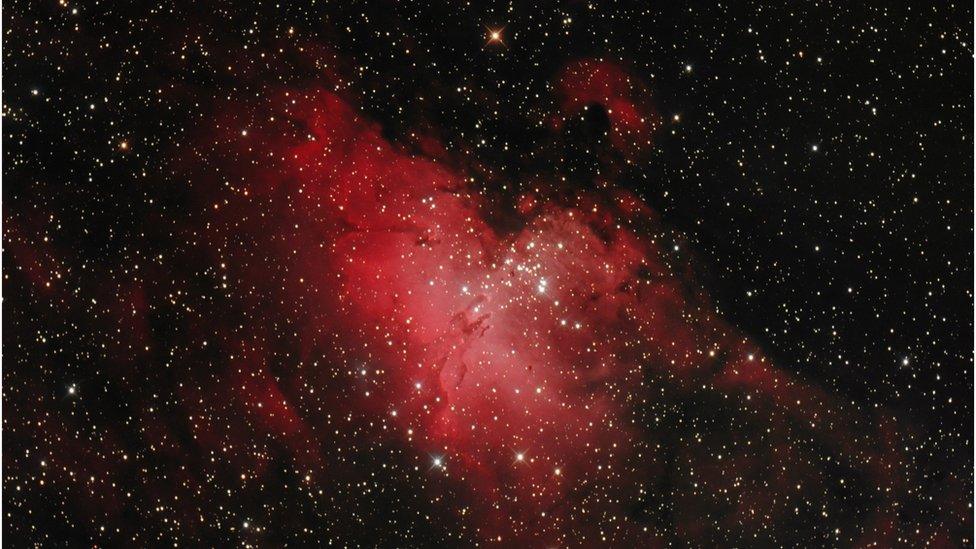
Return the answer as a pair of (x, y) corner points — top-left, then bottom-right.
(486, 27), (505, 46)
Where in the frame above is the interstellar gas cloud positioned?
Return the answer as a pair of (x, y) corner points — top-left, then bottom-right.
(3, 2), (972, 547)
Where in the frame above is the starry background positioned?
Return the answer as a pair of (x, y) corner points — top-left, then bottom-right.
(3, 1), (973, 547)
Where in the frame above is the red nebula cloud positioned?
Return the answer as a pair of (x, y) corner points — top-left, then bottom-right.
(175, 79), (946, 545)
(553, 58), (661, 159)
(5, 60), (965, 546)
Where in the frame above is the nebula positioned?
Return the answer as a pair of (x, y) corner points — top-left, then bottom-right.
(4, 57), (966, 547)
(169, 71), (939, 545)
(553, 59), (660, 160)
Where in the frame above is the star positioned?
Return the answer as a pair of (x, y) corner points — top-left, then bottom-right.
(486, 27), (505, 46)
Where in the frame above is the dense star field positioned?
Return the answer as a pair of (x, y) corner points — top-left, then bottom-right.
(3, 2), (973, 546)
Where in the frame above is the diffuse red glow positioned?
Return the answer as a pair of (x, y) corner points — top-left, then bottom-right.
(5, 60), (957, 546)
(192, 82), (910, 544)
(554, 59), (661, 160)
